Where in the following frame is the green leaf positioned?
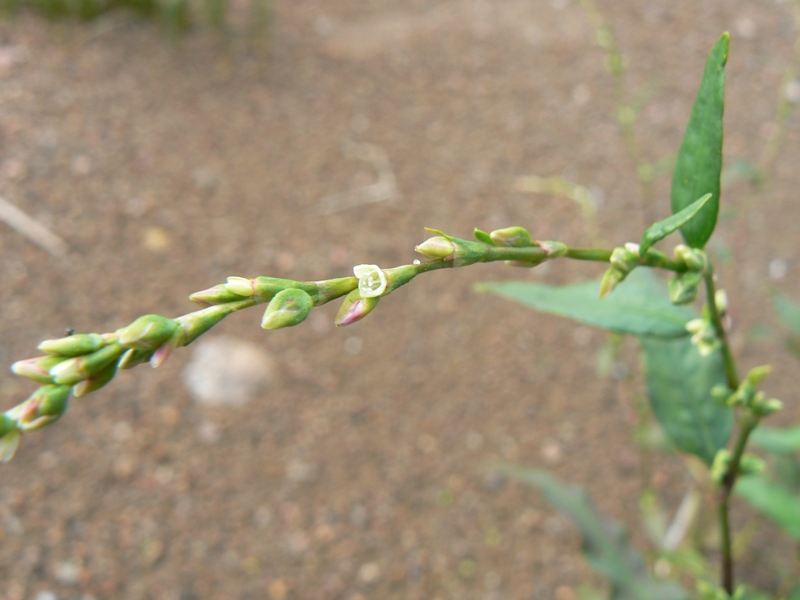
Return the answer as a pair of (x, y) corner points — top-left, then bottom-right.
(773, 294), (800, 335)
(736, 476), (800, 541)
(641, 193), (712, 255)
(476, 269), (695, 338)
(670, 32), (729, 248)
(473, 228), (495, 245)
(787, 583), (800, 600)
(640, 336), (732, 464)
(497, 466), (689, 600)
(750, 426), (800, 455)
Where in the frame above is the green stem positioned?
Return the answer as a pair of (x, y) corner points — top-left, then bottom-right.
(565, 247), (613, 262)
(702, 264), (745, 594)
(703, 270), (739, 390)
(718, 413), (759, 594)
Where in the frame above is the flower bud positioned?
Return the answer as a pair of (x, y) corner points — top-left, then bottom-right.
(415, 236), (456, 260)
(539, 240), (568, 259)
(599, 267), (625, 298)
(674, 245), (708, 273)
(50, 344), (126, 385)
(38, 333), (106, 357)
(189, 284), (245, 307)
(73, 362), (118, 397)
(176, 304), (237, 346)
(335, 289), (380, 327)
(752, 395), (782, 417)
(609, 246), (639, 275)
(224, 276), (256, 297)
(117, 315), (179, 352)
(489, 226), (532, 248)
(261, 288), (314, 330)
(668, 272), (702, 305)
(739, 454), (766, 477)
(354, 264), (388, 298)
(11, 355), (67, 384)
(715, 289), (728, 316)
(710, 449), (731, 486)
(15, 385), (71, 432)
(0, 415), (20, 463)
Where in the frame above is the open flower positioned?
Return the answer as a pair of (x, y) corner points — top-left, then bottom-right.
(354, 264), (387, 298)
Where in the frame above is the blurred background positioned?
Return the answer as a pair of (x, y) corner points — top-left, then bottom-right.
(0, 1), (799, 598)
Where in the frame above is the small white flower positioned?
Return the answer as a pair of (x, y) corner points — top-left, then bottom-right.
(353, 264), (387, 298)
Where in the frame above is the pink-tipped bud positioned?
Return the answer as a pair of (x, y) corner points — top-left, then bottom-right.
(335, 289), (380, 327)
(189, 284), (244, 307)
(11, 355), (66, 384)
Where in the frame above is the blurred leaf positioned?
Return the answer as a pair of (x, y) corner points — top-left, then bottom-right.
(787, 583), (800, 600)
(773, 455), (800, 492)
(640, 337), (731, 464)
(497, 466), (689, 600)
(721, 159), (765, 188)
(477, 269), (694, 338)
(750, 426), (800, 455)
(641, 193), (712, 255)
(670, 33), (729, 248)
(773, 294), (800, 335)
(736, 476), (800, 541)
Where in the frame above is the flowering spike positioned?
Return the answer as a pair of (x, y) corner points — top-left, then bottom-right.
(38, 333), (106, 357)
(49, 344), (126, 385)
(261, 289), (314, 330)
(117, 315), (179, 352)
(335, 289), (380, 327)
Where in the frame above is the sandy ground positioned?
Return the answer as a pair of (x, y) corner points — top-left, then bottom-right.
(1, 1), (800, 598)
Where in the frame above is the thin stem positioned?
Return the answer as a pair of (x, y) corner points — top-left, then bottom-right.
(703, 270), (739, 390)
(566, 247), (612, 262)
(718, 413), (759, 594)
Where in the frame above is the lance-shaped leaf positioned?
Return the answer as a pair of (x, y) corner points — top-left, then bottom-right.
(476, 269), (694, 338)
(736, 476), (800, 541)
(640, 336), (731, 465)
(670, 33), (729, 248)
(497, 465), (690, 600)
(640, 193), (712, 255)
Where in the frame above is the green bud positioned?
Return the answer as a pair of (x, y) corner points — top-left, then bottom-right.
(73, 361), (118, 397)
(739, 454), (766, 477)
(176, 303), (238, 346)
(0, 415), (20, 463)
(599, 267), (626, 298)
(118, 348), (153, 370)
(117, 314), (179, 351)
(668, 271), (702, 305)
(711, 383), (732, 403)
(489, 226), (532, 247)
(415, 236), (456, 260)
(609, 245), (639, 275)
(746, 365), (771, 387)
(261, 289), (314, 330)
(15, 385), (71, 432)
(752, 397), (782, 417)
(335, 288), (380, 327)
(715, 289), (728, 315)
(674, 245), (708, 273)
(38, 333), (107, 357)
(710, 449), (732, 486)
(539, 240), (568, 259)
(314, 277), (359, 306)
(49, 344), (126, 385)
(224, 276), (255, 297)
(11, 355), (67, 384)
(189, 284), (244, 307)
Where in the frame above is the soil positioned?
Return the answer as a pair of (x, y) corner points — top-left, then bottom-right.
(1, 1), (799, 599)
